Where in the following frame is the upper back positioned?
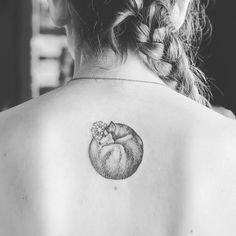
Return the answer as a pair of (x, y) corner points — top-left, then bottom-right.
(0, 79), (236, 236)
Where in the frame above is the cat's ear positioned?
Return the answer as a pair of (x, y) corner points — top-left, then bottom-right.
(109, 122), (116, 131)
(171, 0), (190, 30)
(47, 0), (70, 27)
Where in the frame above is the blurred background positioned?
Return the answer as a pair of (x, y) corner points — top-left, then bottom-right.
(0, 0), (235, 113)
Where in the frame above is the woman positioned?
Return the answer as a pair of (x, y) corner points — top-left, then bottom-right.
(0, 0), (236, 235)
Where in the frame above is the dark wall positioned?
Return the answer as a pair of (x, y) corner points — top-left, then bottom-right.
(0, 0), (32, 110)
(203, 1), (236, 113)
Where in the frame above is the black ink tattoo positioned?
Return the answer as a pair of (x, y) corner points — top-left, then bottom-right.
(89, 121), (144, 180)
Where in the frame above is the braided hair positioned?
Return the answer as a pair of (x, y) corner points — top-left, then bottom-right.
(68, 0), (211, 106)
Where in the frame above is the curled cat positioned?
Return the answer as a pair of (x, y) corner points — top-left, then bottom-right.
(89, 121), (144, 180)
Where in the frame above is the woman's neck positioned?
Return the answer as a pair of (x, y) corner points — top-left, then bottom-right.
(73, 49), (165, 85)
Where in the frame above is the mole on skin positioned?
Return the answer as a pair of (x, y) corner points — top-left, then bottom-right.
(89, 121), (144, 180)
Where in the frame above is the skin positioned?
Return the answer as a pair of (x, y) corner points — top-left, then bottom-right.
(0, 0), (236, 235)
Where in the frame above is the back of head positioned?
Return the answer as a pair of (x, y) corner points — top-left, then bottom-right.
(67, 0), (211, 106)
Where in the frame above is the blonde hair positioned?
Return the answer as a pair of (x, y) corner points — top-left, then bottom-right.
(68, 0), (211, 106)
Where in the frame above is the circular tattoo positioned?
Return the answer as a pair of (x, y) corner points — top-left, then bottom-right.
(89, 121), (144, 180)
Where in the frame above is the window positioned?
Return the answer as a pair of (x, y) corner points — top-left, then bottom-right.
(31, 0), (73, 97)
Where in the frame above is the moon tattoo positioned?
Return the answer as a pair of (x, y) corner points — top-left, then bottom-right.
(89, 121), (144, 180)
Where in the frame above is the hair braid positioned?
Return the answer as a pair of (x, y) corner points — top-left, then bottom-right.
(126, 0), (210, 106)
(69, 0), (211, 106)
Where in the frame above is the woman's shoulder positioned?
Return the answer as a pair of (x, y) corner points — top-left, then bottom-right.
(0, 89), (64, 154)
(0, 84), (235, 155)
(189, 116), (236, 162)
(0, 82), (235, 152)
(181, 100), (236, 162)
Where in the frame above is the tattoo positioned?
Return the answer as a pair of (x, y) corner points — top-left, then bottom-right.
(89, 121), (144, 180)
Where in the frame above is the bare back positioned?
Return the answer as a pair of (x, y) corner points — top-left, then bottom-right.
(0, 79), (236, 236)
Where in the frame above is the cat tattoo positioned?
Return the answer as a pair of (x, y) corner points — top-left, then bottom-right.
(89, 121), (144, 180)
